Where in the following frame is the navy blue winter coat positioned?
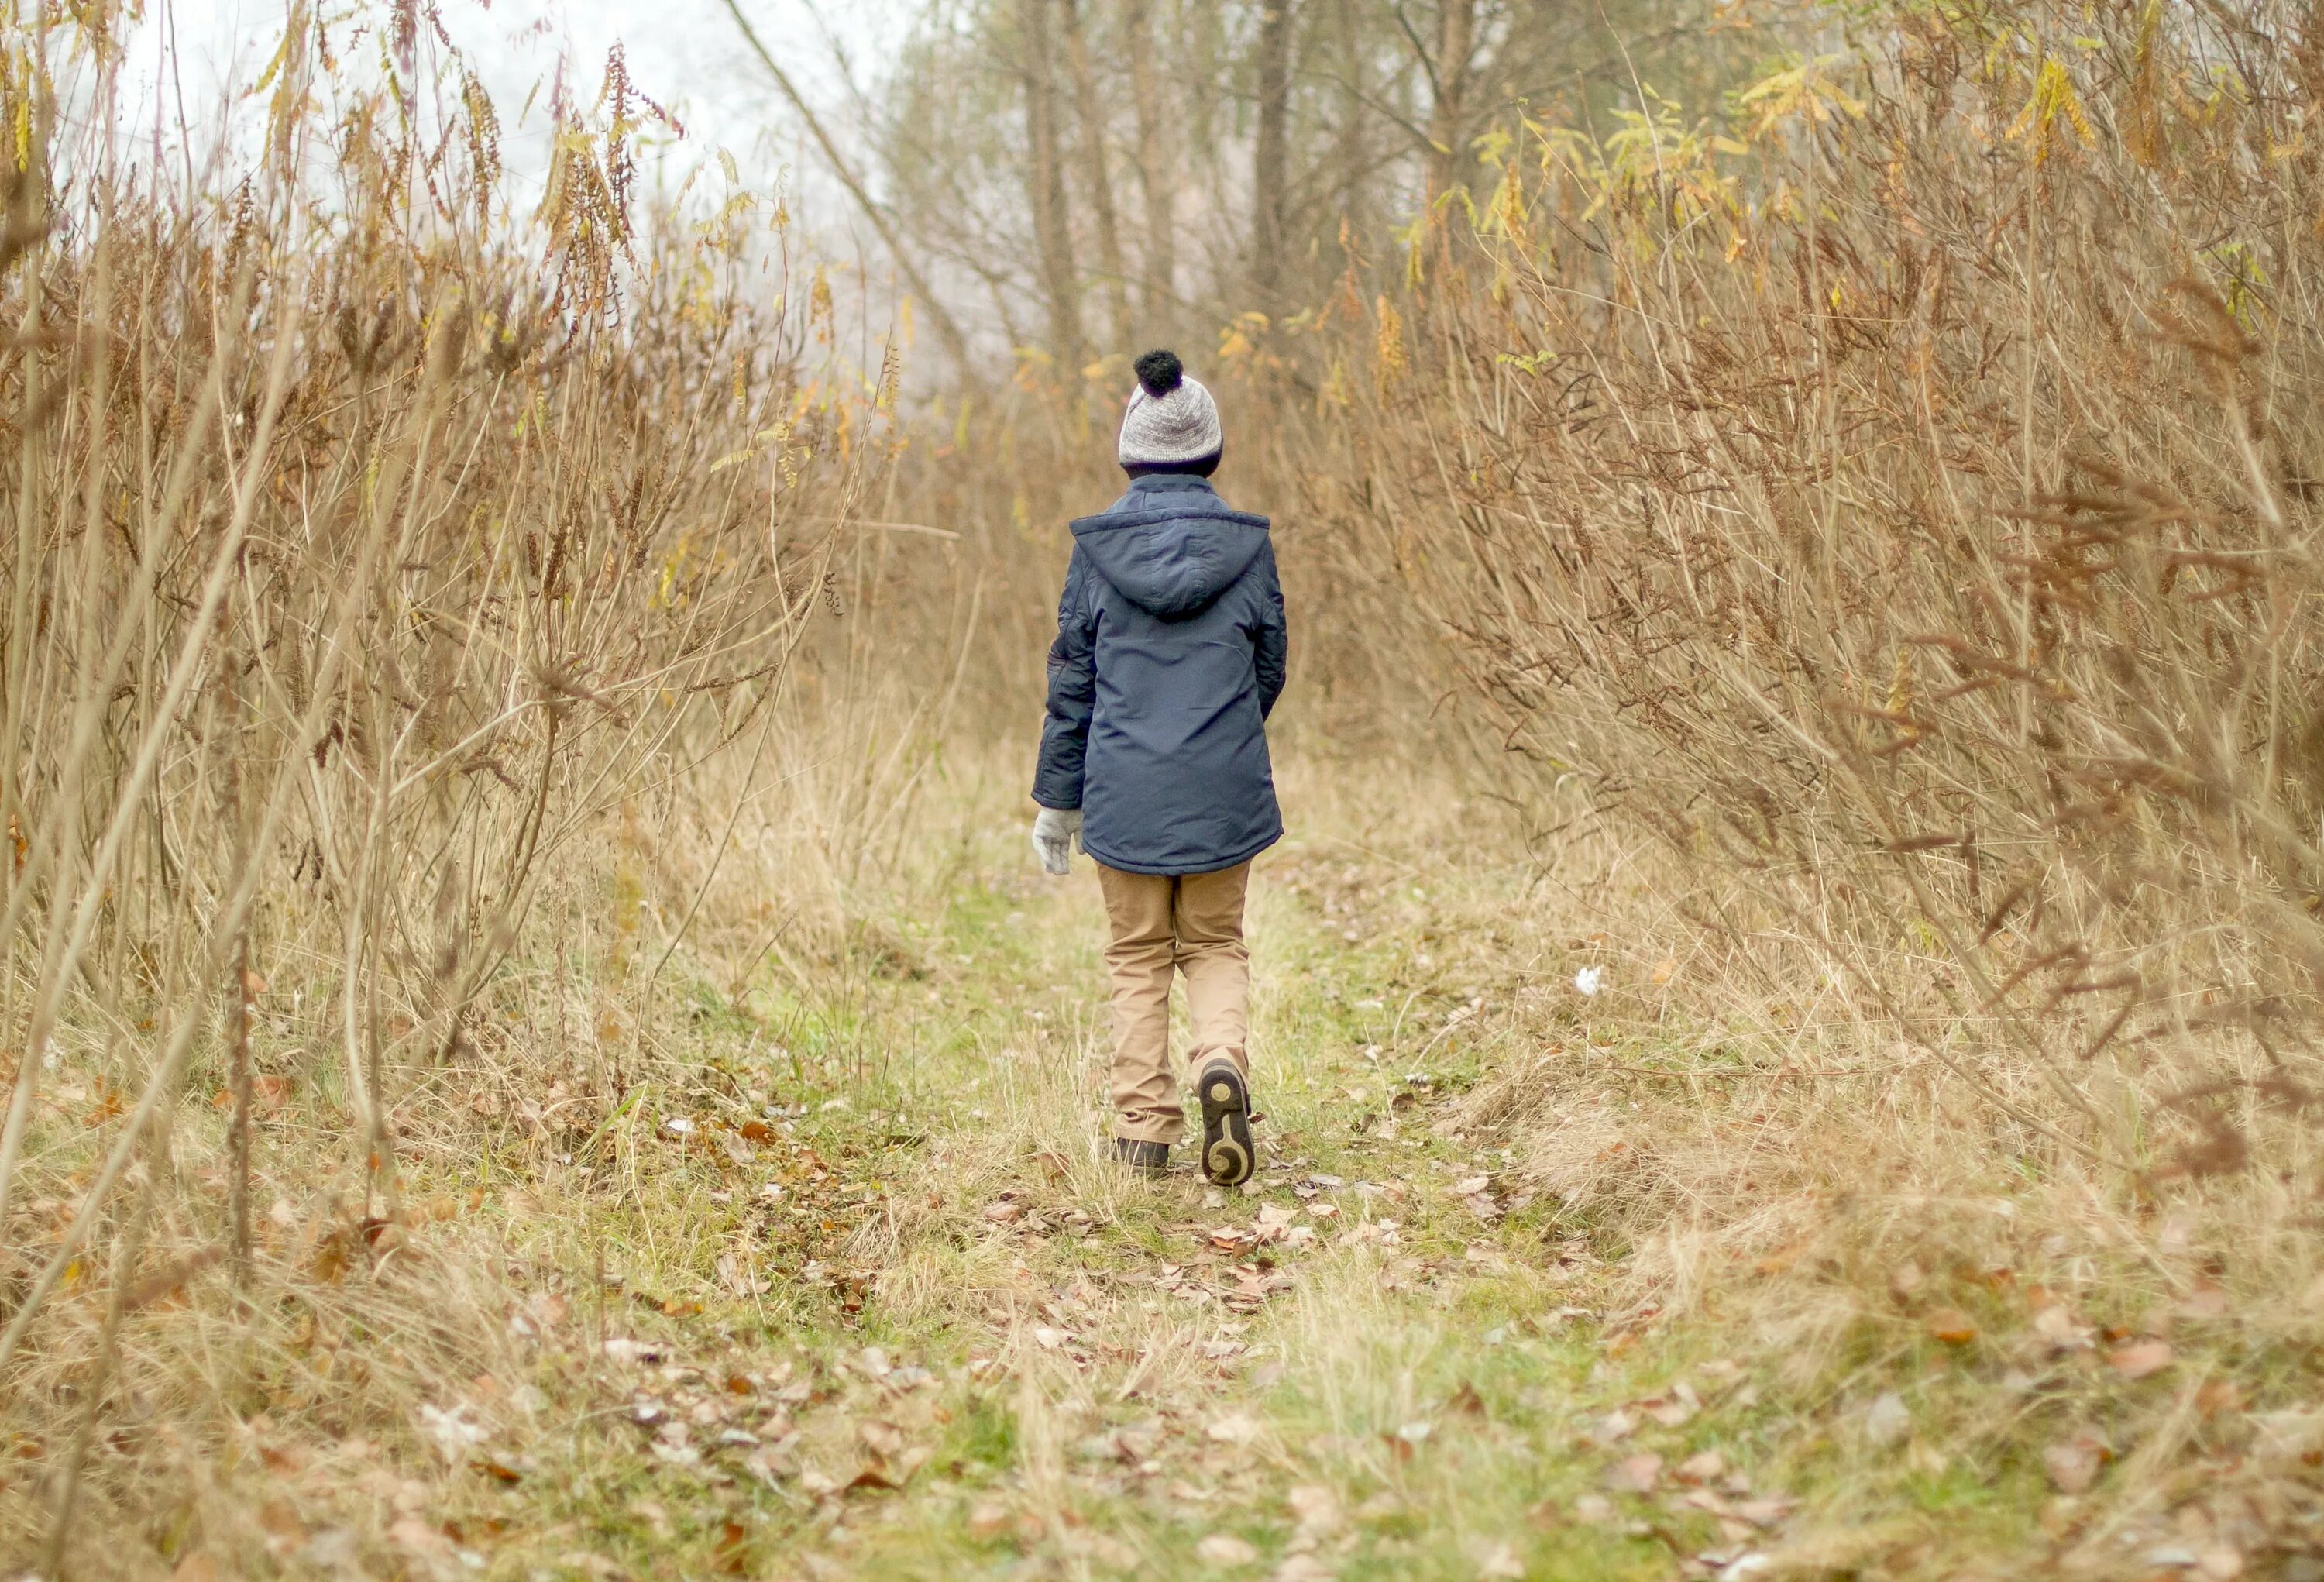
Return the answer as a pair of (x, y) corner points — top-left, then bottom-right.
(1033, 474), (1287, 875)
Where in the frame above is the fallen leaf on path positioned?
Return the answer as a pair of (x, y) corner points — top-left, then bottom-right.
(2174, 1281), (2229, 1321)
(1677, 1450), (1725, 1484)
(1477, 1542), (1525, 1580)
(1863, 1391), (1910, 1447)
(1604, 1453), (1662, 1493)
(1287, 1485), (1342, 1536)
(1643, 1382), (1700, 1427)
(983, 1201), (1023, 1224)
(1454, 1174), (1490, 1196)
(1207, 1413), (1263, 1445)
(1195, 1533), (1259, 1565)
(416, 1403), (488, 1464)
(2043, 1435), (2109, 1494)
(2196, 1379), (2243, 1417)
(2109, 1339), (2173, 1379)
(1924, 1306), (1977, 1344)
(387, 1518), (447, 1557)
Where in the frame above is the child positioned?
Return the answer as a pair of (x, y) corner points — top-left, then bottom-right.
(1030, 350), (1287, 1185)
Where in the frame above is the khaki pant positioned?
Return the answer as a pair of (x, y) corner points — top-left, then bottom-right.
(1096, 862), (1252, 1144)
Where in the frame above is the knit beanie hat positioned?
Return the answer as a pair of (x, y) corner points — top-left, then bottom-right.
(1117, 350), (1222, 467)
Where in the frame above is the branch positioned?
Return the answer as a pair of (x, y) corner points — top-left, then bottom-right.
(717, 0), (973, 374)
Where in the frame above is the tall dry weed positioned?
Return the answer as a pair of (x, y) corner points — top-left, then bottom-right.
(0, 10), (947, 1566)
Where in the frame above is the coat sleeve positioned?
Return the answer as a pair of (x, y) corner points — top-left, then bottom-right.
(1251, 541), (1288, 720)
(1033, 549), (1096, 810)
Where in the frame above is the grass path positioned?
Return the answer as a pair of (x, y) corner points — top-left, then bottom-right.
(423, 834), (1806, 1582)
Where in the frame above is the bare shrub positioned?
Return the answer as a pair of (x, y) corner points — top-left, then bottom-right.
(0, 19), (928, 1566)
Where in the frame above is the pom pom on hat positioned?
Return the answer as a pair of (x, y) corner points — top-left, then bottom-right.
(1134, 349), (1184, 397)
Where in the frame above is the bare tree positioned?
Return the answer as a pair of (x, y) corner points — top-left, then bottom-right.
(1423, 0), (1479, 198)
(1124, 0), (1177, 340)
(1252, 0), (1294, 308)
(1062, 0), (1136, 351)
(1020, 0), (1088, 370)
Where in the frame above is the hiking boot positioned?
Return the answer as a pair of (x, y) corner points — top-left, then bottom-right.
(1195, 1056), (1256, 1187)
(1109, 1137), (1171, 1176)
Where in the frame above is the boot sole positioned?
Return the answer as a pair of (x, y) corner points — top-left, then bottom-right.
(1197, 1060), (1255, 1187)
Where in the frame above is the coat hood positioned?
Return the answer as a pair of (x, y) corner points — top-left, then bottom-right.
(1069, 476), (1271, 620)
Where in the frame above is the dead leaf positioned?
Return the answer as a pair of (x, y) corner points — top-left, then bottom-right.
(1924, 1306), (1977, 1344)
(1676, 1450), (1725, 1484)
(2109, 1339), (2173, 1380)
(1889, 1260), (1925, 1299)
(2174, 1281), (2229, 1321)
(1195, 1533), (1259, 1565)
(1207, 1413), (1262, 1445)
(387, 1517), (448, 1556)
(1604, 1453), (1662, 1493)
(2196, 1379), (2244, 1418)
(123, 1247), (222, 1312)
(967, 1500), (1012, 1539)
(1287, 1484), (1342, 1535)
(857, 1419), (906, 1459)
(1651, 958), (1677, 985)
(1476, 1541), (1526, 1580)
(2043, 1435), (2109, 1493)
(983, 1200), (1023, 1224)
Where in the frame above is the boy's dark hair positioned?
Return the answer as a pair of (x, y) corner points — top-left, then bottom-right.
(1134, 349), (1183, 396)
(1125, 450), (1220, 480)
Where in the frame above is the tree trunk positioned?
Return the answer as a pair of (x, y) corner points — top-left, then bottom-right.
(1061, 0), (1133, 353)
(1252, 0), (1294, 311)
(1022, 0), (1085, 373)
(1330, 0), (1369, 239)
(1425, 0), (1478, 199)
(1125, 0), (1175, 341)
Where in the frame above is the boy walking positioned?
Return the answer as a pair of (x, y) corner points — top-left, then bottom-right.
(1030, 351), (1287, 1186)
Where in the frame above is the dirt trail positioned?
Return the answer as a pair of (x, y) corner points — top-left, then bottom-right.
(410, 837), (1797, 1582)
(157, 831), (1830, 1582)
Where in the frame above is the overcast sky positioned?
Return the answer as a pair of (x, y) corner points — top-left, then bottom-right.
(110, 0), (907, 229)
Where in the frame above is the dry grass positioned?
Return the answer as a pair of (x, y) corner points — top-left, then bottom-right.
(12, 0), (2324, 1575)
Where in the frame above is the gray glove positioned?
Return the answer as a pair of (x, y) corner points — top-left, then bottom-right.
(1031, 807), (1083, 876)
